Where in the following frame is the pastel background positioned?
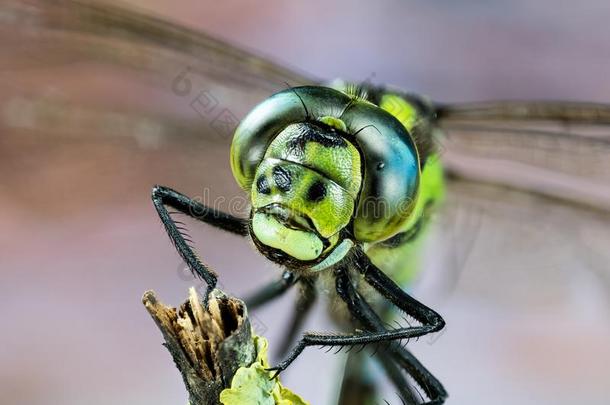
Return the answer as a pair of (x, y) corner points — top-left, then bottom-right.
(1, 1), (609, 404)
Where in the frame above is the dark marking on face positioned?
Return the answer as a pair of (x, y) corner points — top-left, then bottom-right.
(307, 181), (327, 202)
(272, 166), (292, 192)
(256, 175), (271, 194)
(287, 122), (347, 155)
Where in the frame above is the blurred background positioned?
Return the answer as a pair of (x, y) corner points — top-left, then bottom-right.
(1, 0), (610, 404)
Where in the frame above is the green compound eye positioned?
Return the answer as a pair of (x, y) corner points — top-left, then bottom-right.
(340, 100), (420, 242)
(231, 86), (420, 247)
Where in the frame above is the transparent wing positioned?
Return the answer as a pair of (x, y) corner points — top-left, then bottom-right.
(427, 100), (610, 293)
(436, 100), (610, 209)
(408, 103), (610, 404)
(0, 3), (319, 401)
(0, 0), (314, 216)
(418, 102), (610, 328)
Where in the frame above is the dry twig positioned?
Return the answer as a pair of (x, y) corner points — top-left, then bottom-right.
(143, 288), (256, 405)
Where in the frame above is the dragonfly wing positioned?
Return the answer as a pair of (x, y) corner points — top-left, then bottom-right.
(422, 100), (610, 298)
(0, 0), (314, 216)
(435, 101), (610, 210)
(405, 102), (610, 405)
(416, 173), (610, 405)
(1, 0), (313, 96)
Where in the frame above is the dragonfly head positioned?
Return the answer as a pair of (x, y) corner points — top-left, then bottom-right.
(230, 86), (420, 270)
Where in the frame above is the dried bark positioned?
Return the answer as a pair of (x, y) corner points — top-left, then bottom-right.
(143, 288), (256, 405)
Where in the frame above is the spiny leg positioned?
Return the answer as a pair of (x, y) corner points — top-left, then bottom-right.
(336, 265), (447, 404)
(268, 249), (445, 377)
(151, 185), (248, 295)
(377, 352), (421, 405)
(388, 348), (446, 405)
(352, 246), (445, 330)
(336, 287), (417, 405)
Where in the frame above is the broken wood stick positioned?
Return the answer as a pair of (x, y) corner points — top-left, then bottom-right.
(142, 288), (256, 405)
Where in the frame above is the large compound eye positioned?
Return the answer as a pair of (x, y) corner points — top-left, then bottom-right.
(341, 101), (420, 242)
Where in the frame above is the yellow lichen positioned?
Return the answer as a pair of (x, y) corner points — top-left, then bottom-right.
(219, 335), (309, 405)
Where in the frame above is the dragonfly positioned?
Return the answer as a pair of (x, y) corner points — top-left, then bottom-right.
(2, 1), (610, 404)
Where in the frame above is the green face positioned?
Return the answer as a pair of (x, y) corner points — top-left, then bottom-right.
(250, 122), (362, 262)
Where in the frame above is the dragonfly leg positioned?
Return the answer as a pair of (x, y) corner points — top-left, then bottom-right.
(351, 246), (445, 331)
(151, 185), (248, 295)
(385, 347), (447, 405)
(336, 266), (447, 404)
(267, 317), (437, 378)
(243, 270), (297, 309)
(267, 256), (444, 379)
